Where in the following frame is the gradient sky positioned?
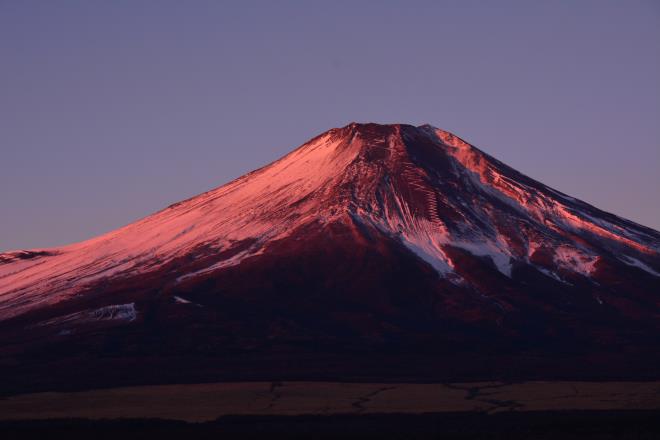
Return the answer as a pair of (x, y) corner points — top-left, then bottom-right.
(1, 1), (659, 251)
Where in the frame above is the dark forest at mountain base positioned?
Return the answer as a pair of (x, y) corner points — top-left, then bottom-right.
(3, 350), (660, 396)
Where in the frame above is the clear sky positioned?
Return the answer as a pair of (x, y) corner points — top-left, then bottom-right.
(1, 0), (659, 251)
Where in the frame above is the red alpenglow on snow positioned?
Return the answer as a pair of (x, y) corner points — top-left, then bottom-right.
(0, 123), (659, 392)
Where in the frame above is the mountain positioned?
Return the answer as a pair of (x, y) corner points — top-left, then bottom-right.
(1, 123), (659, 393)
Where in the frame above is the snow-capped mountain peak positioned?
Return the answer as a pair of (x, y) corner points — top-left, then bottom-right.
(1, 123), (658, 322)
(2, 122), (660, 392)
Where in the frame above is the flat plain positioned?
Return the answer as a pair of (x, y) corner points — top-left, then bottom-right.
(1, 381), (659, 422)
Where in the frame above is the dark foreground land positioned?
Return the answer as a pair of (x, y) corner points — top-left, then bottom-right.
(2, 381), (660, 420)
(2, 411), (660, 439)
(1, 381), (659, 438)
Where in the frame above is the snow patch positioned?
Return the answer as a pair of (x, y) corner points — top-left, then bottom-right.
(34, 303), (137, 328)
(176, 247), (264, 283)
(454, 240), (513, 277)
(535, 266), (571, 285)
(400, 232), (455, 276)
(554, 246), (598, 276)
(91, 303), (137, 321)
(620, 256), (660, 277)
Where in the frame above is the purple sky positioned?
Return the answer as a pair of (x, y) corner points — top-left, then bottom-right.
(1, 1), (659, 251)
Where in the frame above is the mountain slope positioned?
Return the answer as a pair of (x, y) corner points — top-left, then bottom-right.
(1, 123), (659, 392)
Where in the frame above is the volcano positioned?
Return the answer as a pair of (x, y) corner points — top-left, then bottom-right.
(1, 123), (659, 393)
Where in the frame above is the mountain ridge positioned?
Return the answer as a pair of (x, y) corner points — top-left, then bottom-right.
(1, 122), (659, 393)
(1, 122), (658, 318)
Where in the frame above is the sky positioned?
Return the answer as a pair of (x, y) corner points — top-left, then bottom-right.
(1, 0), (659, 251)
